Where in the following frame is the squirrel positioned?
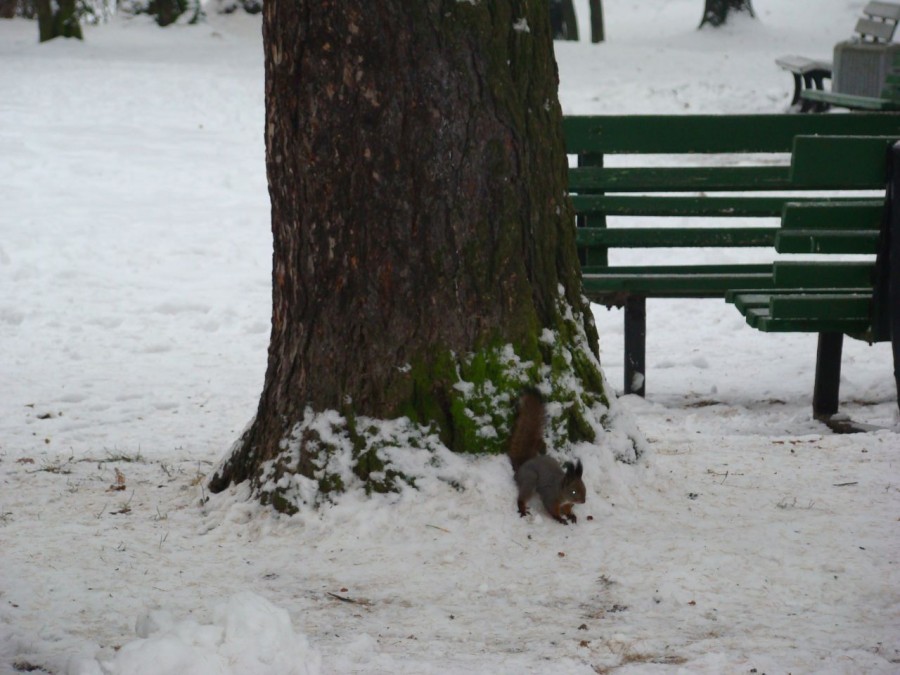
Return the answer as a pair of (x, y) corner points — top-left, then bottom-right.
(507, 388), (586, 525)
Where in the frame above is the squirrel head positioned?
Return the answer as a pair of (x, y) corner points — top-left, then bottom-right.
(561, 459), (586, 505)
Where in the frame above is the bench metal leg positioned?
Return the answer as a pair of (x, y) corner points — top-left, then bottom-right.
(624, 296), (646, 397)
(813, 332), (843, 420)
(789, 73), (803, 108)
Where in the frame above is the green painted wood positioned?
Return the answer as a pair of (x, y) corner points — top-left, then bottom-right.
(576, 152), (608, 268)
(730, 293), (773, 312)
(774, 230), (880, 254)
(773, 261), (875, 288)
(726, 287), (873, 304)
(576, 227), (777, 248)
(790, 136), (897, 187)
(572, 194), (863, 218)
(567, 166), (792, 192)
(800, 89), (900, 110)
(744, 306), (870, 332)
(769, 294), (871, 320)
(562, 113), (900, 154)
(561, 114), (892, 340)
(780, 200), (883, 230)
(582, 264), (773, 297)
(749, 311), (870, 334)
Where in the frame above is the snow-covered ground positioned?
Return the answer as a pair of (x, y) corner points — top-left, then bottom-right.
(1, 1), (898, 673)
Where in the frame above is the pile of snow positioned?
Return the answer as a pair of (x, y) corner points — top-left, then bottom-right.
(76, 593), (320, 675)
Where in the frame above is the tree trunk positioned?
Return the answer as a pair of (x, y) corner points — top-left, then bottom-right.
(36, 0), (82, 41)
(589, 0), (604, 43)
(0, 0), (17, 20)
(209, 0), (623, 511)
(699, 0), (755, 28)
(550, 0), (579, 41)
(561, 0), (579, 41)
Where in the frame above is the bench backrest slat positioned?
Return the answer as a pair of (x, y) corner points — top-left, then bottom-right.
(775, 230), (879, 254)
(780, 201), (884, 230)
(773, 261), (875, 288)
(864, 1), (900, 22)
(572, 195), (866, 219)
(856, 17), (898, 42)
(563, 114), (900, 154)
(577, 227), (777, 248)
(568, 166), (791, 192)
(790, 135), (896, 187)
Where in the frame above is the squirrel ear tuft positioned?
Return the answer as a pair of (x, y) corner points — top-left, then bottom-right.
(564, 460), (583, 479)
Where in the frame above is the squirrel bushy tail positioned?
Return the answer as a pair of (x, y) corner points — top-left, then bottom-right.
(507, 388), (586, 525)
(507, 387), (546, 474)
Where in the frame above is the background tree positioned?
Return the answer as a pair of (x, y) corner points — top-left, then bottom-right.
(209, 0), (627, 511)
(550, 0), (579, 40)
(0, 0), (18, 19)
(118, 0), (201, 27)
(36, 0), (82, 41)
(214, 0), (260, 15)
(589, 0), (604, 43)
(699, 0), (755, 28)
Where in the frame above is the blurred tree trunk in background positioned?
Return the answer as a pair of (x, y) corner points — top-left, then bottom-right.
(0, 0), (17, 19)
(36, 0), (82, 41)
(148, 0), (187, 26)
(699, 0), (755, 28)
(209, 0), (609, 510)
(589, 0), (604, 43)
(550, 0), (579, 40)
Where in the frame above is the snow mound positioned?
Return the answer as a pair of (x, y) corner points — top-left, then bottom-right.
(77, 593), (321, 675)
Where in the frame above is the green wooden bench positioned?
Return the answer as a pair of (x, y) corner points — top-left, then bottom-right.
(563, 114), (900, 427)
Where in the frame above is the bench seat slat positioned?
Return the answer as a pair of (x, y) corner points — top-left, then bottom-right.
(726, 287), (873, 305)
(732, 291), (874, 335)
(774, 229), (880, 254)
(744, 308), (870, 334)
(800, 89), (900, 110)
(577, 227), (777, 248)
(775, 55), (833, 75)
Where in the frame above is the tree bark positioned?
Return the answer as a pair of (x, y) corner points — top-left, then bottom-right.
(699, 0), (755, 28)
(210, 0), (619, 510)
(0, 0), (17, 20)
(589, 0), (604, 43)
(561, 0), (579, 41)
(550, 0), (579, 41)
(37, 0), (82, 41)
